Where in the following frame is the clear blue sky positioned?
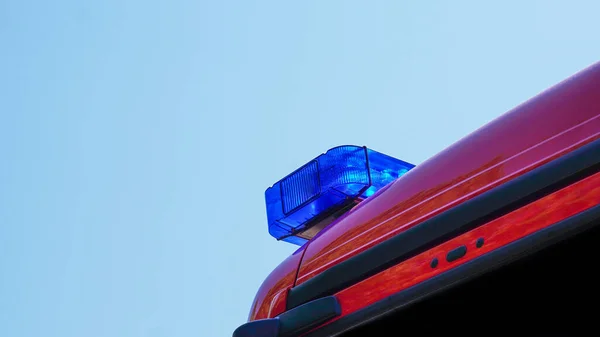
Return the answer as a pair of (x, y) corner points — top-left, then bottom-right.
(1, 1), (600, 336)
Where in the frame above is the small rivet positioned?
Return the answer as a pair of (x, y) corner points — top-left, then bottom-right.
(430, 257), (439, 268)
(476, 237), (484, 248)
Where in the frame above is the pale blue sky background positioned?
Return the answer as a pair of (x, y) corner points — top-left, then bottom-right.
(1, 1), (600, 336)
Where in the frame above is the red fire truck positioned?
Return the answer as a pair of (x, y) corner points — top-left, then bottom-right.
(234, 61), (600, 337)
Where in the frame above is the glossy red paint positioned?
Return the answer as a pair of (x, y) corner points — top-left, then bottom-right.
(247, 247), (304, 321)
(330, 168), (600, 322)
(296, 61), (600, 285)
(245, 61), (600, 325)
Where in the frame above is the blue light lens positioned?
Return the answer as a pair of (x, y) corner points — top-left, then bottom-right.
(265, 145), (415, 245)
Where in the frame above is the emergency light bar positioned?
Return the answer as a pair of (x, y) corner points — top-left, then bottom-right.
(265, 145), (415, 245)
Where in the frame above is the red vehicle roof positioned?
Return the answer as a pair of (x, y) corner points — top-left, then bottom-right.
(243, 60), (600, 333)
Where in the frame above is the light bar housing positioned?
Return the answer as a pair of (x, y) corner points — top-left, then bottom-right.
(265, 145), (415, 245)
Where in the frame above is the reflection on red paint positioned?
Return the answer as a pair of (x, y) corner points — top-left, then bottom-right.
(334, 170), (600, 318)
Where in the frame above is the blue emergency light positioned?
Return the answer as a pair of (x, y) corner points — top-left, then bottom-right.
(265, 145), (415, 245)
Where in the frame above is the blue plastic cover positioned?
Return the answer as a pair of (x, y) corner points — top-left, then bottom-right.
(265, 146), (415, 245)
